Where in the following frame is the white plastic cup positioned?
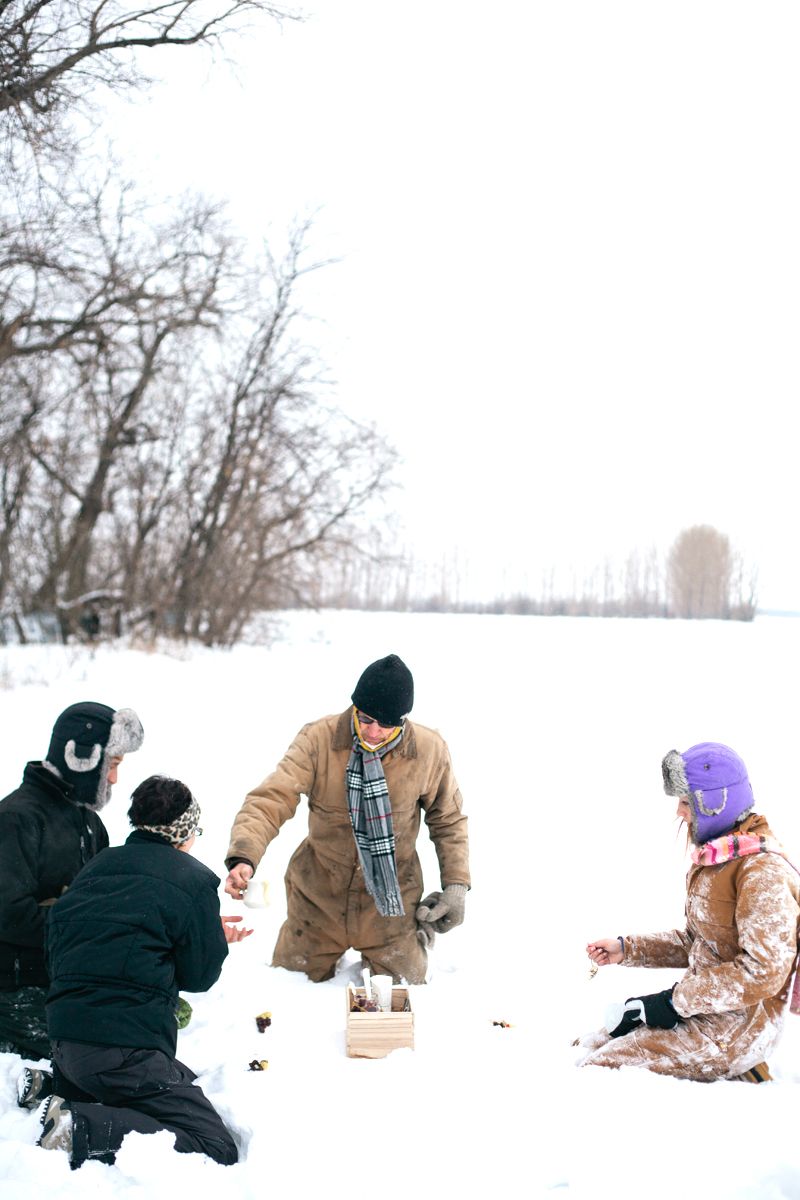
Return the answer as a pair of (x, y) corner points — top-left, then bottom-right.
(371, 974), (393, 1012)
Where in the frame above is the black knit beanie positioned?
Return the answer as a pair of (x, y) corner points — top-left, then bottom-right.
(351, 654), (414, 726)
(46, 701), (145, 810)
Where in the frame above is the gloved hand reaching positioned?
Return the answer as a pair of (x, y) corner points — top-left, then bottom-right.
(415, 884), (468, 935)
(605, 987), (681, 1038)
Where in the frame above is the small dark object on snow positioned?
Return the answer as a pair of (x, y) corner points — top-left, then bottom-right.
(255, 1011), (272, 1031)
(248, 1059), (269, 1071)
(492, 1020), (512, 1028)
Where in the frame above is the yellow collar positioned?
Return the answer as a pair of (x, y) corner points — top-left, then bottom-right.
(353, 708), (400, 752)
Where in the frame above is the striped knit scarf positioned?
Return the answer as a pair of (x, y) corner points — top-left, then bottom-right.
(346, 719), (405, 917)
(691, 831), (786, 867)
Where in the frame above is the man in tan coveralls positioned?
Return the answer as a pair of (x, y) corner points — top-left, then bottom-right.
(224, 654), (470, 984)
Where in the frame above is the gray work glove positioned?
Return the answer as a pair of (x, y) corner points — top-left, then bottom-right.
(415, 884), (468, 935)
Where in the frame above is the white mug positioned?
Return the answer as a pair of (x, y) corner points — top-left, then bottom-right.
(371, 974), (393, 1012)
(243, 879), (270, 909)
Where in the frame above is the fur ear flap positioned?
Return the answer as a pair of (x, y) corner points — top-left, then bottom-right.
(661, 749), (689, 797)
(63, 740), (102, 772)
(106, 708), (144, 757)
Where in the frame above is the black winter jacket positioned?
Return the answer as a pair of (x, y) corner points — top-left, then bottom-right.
(46, 829), (228, 1056)
(0, 762), (109, 990)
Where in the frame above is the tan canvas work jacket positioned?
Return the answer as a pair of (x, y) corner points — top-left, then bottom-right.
(227, 710), (470, 888)
(609, 813), (800, 1078)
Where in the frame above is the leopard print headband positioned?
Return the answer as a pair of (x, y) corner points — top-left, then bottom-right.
(135, 797), (202, 846)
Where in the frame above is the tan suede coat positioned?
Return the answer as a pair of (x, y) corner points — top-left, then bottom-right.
(584, 814), (800, 1080)
(226, 711), (469, 983)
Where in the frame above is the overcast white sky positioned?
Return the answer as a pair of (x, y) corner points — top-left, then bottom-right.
(106, 1), (800, 608)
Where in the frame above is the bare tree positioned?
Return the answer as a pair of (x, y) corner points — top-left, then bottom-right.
(666, 524), (755, 619)
(620, 545), (664, 617)
(0, 0), (403, 647)
(11, 183), (237, 623)
(0, 209), (398, 644)
(160, 234), (397, 644)
(0, 0), (295, 142)
(0, 149), (401, 646)
(0, 413), (31, 609)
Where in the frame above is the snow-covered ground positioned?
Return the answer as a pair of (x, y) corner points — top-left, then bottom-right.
(2, 609), (800, 1199)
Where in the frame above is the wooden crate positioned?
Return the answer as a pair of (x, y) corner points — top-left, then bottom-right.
(345, 985), (414, 1058)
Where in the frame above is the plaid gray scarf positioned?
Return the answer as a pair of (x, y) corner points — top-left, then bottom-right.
(346, 721), (405, 917)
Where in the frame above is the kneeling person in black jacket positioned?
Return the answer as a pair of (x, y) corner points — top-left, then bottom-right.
(40, 775), (251, 1168)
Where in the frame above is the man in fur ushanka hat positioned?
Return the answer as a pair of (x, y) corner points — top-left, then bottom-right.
(0, 701), (144, 1062)
(224, 653), (471, 984)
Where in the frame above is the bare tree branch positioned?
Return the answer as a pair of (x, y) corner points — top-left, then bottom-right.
(1, 0), (297, 122)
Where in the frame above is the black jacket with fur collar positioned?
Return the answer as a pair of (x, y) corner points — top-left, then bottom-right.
(0, 762), (109, 989)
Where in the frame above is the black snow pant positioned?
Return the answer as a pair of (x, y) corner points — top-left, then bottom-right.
(51, 1039), (239, 1168)
(0, 986), (50, 1059)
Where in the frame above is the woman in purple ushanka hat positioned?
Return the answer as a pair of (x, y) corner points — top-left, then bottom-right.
(579, 742), (800, 1083)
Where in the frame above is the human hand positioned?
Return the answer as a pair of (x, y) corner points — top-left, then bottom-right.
(221, 915), (254, 943)
(606, 987), (680, 1038)
(586, 938), (624, 966)
(415, 884), (467, 935)
(224, 862), (254, 899)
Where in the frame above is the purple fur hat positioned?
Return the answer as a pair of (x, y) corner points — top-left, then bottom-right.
(661, 742), (754, 844)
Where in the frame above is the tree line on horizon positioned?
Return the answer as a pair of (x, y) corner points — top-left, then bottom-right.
(316, 525), (758, 622)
